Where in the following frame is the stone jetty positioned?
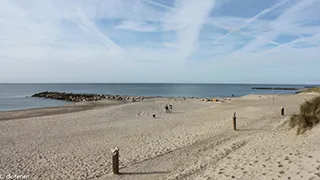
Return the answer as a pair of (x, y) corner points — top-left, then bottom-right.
(31, 91), (160, 102)
(251, 87), (300, 90)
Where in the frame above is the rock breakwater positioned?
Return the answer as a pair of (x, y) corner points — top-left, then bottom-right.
(31, 91), (160, 102)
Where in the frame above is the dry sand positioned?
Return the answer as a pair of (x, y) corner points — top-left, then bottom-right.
(0, 94), (319, 180)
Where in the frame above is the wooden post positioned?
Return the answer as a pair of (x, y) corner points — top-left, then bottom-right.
(111, 147), (119, 174)
(281, 107), (284, 116)
(233, 112), (237, 131)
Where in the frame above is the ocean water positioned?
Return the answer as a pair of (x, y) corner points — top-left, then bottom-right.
(0, 83), (312, 111)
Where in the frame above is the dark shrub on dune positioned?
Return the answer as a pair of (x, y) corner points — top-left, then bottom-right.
(289, 96), (320, 135)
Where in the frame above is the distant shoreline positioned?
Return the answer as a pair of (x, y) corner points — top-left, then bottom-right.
(0, 92), (295, 121)
(0, 99), (127, 121)
(0, 82), (319, 86)
(1, 84), (316, 114)
(0, 96), (206, 121)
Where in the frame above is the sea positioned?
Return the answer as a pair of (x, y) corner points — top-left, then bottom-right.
(0, 83), (315, 111)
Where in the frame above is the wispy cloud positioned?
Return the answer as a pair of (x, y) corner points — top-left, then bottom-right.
(210, 0), (292, 45)
(235, 0), (319, 54)
(0, 0), (319, 83)
(165, 0), (216, 62)
(114, 20), (158, 32)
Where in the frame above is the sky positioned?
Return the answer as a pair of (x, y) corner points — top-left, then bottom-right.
(0, 0), (320, 84)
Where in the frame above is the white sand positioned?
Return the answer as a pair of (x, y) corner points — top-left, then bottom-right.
(0, 94), (319, 180)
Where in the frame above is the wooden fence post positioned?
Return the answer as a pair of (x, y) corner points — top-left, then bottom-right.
(111, 147), (119, 174)
(233, 112), (237, 131)
(281, 107), (284, 116)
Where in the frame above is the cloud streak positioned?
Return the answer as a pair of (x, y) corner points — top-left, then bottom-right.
(236, 0), (319, 54)
(210, 0), (291, 45)
(166, 0), (216, 62)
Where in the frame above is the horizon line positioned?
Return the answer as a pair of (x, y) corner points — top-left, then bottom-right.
(0, 82), (319, 85)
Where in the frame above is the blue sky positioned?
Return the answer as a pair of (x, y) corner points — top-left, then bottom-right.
(0, 0), (320, 84)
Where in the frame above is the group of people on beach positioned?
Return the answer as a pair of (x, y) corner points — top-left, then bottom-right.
(152, 104), (173, 118)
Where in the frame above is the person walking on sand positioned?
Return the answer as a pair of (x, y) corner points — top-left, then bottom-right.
(164, 105), (169, 113)
(169, 104), (172, 113)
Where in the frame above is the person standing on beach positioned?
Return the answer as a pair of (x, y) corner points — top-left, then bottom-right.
(164, 105), (169, 113)
(169, 104), (172, 113)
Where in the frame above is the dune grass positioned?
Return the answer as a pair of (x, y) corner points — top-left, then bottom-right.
(303, 87), (320, 93)
(289, 96), (320, 135)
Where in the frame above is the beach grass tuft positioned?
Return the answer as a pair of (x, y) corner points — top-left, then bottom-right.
(289, 96), (320, 134)
(303, 87), (320, 93)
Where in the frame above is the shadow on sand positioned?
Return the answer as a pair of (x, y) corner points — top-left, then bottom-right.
(236, 128), (268, 131)
(119, 171), (169, 175)
(169, 111), (184, 114)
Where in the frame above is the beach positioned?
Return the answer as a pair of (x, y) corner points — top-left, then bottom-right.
(0, 93), (319, 180)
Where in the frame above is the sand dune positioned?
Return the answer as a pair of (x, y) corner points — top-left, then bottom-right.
(0, 94), (319, 180)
